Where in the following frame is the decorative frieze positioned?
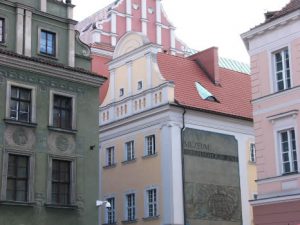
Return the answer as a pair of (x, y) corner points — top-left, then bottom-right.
(0, 69), (85, 94)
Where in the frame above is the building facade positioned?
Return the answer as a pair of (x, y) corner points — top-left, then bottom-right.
(242, 0), (300, 224)
(99, 32), (254, 225)
(0, 0), (105, 224)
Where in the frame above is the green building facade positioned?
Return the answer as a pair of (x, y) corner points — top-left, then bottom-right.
(0, 0), (105, 224)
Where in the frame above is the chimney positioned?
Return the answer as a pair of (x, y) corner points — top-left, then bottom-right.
(189, 47), (220, 85)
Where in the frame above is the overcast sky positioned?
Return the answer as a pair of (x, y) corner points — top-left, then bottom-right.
(72, 0), (290, 63)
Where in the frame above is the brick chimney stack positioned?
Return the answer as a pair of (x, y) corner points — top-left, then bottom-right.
(189, 47), (220, 85)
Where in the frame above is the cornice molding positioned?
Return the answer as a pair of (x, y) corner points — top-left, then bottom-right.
(241, 10), (300, 50)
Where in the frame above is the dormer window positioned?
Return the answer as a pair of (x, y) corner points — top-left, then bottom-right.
(120, 88), (124, 97)
(137, 81), (143, 90)
(195, 82), (217, 102)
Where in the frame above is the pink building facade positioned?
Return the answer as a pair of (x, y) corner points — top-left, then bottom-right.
(242, 1), (300, 224)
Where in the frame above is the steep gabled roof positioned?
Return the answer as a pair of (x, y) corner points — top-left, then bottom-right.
(157, 53), (252, 120)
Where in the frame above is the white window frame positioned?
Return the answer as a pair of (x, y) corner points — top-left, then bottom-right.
(105, 197), (116, 224)
(125, 141), (135, 161)
(273, 48), (291, 92)
(270, 111), (299, 176)
(125, 192), (136, 221)
(46, 155), (76, 205)
(0, 149), (35, 203)
(278, 128), (298, 174)
(145, 135), (156, 156)
(249, 143), (256, 163)
(6, 81), (37, 123)
(144, 187), (158, 218)
(49, 89), (77, 130)
(106, 147), (115, 166)
(38, 27), (58, 58)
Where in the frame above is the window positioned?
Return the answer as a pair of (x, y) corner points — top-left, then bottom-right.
(53, 94), (72, 130)
(195, 82), (217, 102)
(126, 193), (135, 221)
(6, 154), (29, 202)
(51, 159), (71, 205)
(125, 141), (135, 161)
(120, 88), (124, 97)
(106, 147), (115, 166)
(106, 197), (116, 224)
(145, 135), (155, 156)
(146, 188), (157, 217)
(250, 143), (256, 163)
(6, 81), (37, 124)
(40, 30), (56, 56)
(0, 18), (5, 43)
(274, 49), (290, 92)
(9, 86), (31, 123)
(137, 81), (143, 90)
(279, 129), (298, 174)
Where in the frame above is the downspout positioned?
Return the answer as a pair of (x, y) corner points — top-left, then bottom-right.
(176, 100), (187, 225)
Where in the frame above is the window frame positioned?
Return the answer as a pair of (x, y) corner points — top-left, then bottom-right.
(46, 155), (76, 206)
(145, 135), (156, 156)
(278, 128), (298, 175)
(137, 81), (143, 90)
(39, 29), (57, 57)
(105, 197), (116, 224)
(273, 48), (291, 92)
(5, 81), (37, 124)
(125, 193), (136, 221)
(144, 187), (158, 218)
(106, 147), (115, 166)
(0, 17), (5, 43)
(0, 150), (35, 203)
(49, 90), (76, 131)
(249, 143), (256, 163)
(125, 141), (135, 161)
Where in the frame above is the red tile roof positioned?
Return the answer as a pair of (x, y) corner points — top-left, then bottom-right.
(157, 53), (253, 120)
(267, 0), (300, 22)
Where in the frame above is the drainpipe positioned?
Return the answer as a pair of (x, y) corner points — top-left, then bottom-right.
(175, 100), (187, 225)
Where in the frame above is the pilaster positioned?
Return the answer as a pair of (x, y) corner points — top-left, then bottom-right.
(16, 8), (24, 55)
(24, 10), (32, 57)
(68, 24), (75, 67)
(160, 122), (184, 225)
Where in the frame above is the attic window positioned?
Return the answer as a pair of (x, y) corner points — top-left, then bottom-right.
(195, 82), (218, 102)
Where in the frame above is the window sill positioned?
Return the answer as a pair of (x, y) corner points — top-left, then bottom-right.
(0, 42), (7, 48)
(48, 126), (77, 134)
(0, 200), (35, 207)
(102, 223), (117, 225)
(44, 203), (78, 209)
(4, 119), (37, 128)
(142, 153), (158, 159)
(103, 163), (117, 169)
(122, 219), (138, 224)
(282, 171), (299, 176)
(122, 158), (136, 165)
(37, 53), (58, 61)
(142, 216), (159, 221)
(248, 161), (256, 165)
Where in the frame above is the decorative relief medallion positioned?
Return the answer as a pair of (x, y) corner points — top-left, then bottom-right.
(185, 183), (241, 222)
(48, 132), (75, 153)
(5, 126), (35, 149)
(133, 4), (139, 10)
(12, 128), (28, 146)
